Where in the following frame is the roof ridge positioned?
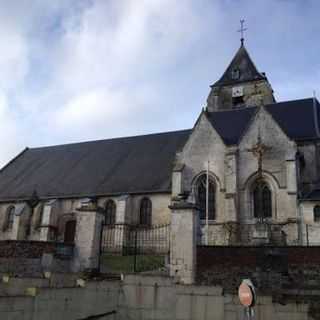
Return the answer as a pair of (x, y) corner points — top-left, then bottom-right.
(265, 97), (314, 107)
(29, 128), (192, 150)
(0, 147), (29, 173)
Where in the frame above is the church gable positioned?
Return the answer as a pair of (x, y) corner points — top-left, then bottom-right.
(238, 106), (296, 189)
(177, 112), (226, 192)
(206, 107), (257, 145)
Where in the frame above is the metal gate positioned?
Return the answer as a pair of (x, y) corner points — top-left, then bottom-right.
(100, 223), (170, 272)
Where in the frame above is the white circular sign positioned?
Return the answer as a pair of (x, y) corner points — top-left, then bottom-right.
(238, 279), (256, 307)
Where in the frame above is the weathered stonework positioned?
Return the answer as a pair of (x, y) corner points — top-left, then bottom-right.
(170, 202), (197, 284)
(207, 79), (275, 112)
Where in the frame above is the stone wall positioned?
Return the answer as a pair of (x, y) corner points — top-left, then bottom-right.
(0, 240), (73, 276)
(197, 246), (320, 297)
(207, 79), (275, 112)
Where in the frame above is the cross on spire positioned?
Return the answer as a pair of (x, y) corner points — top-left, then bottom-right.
(238, 19), (247, 46)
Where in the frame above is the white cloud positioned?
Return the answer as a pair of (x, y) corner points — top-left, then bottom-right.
(0, 0), (318, 167)
(0, 90), (24, 166)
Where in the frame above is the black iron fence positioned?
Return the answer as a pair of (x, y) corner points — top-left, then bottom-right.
(100, 223), (170, 272)
(101, 223), (170, 255)
(197, 221), (320, 246)
(305, 223), (320, 246)
(197, 221), (296, 246)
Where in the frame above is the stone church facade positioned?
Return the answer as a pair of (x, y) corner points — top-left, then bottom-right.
(0, 42), (319, 270)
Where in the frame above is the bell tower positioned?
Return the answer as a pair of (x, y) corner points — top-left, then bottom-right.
(206, 41), (275, 112)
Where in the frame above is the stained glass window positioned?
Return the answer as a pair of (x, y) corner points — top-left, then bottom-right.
(253, 181), (272, 218)
(197, 175), (215, 220)
(105, 200), (116, 225)
(140, 198), (152, 226)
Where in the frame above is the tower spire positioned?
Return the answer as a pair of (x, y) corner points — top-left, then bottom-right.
(238, 19), (247, 46)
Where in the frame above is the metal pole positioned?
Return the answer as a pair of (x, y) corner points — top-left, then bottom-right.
(133, 228), (138, 272)
(206, 161), (209, 245)
(306, 224), (309, 246)
(246, 307), (254, 320)
(98, 221), (104, 273)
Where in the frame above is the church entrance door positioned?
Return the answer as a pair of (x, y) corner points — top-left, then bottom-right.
(64, 220), (76, 243)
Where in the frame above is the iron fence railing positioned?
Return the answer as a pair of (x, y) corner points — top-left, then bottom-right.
(100, 223), (170, 255)
(197, 221), (320, 246)
(305, 223), (320, 246)
(197, 221), (297, 246)
(56, 242), (74, 258)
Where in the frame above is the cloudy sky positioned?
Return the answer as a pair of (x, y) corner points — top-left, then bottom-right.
(0, 0), (319, 166)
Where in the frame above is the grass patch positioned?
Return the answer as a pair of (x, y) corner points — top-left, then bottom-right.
(101, 254), (165, 273)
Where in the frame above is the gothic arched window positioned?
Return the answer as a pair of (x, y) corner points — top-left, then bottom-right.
(196, 175), (215, 220)
(314, 205), (320, 222)
(253, 181), (272, 219)
(3, 206), (15, 231)
(140, 198), (152, 226)
(105, 200), (116, 225)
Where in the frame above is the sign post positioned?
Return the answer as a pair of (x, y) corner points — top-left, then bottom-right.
(238, 279), (256, 320)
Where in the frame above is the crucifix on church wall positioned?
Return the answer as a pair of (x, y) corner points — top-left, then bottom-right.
(246, 133), (272, 220)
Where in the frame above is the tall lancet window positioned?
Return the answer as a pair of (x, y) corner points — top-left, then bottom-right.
(105, 200), (116, 225)
(196, 175), (215, 220)
(140, 198), (152, 226)
(253, 181), (272, 219)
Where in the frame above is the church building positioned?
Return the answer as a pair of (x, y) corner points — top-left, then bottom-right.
(0, 39), (319, 254)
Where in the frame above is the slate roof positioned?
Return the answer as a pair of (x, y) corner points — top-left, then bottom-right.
(0, 98), (318, 202)
(213, 44), (266, 87)
(0, 130), (191, 201)
(303, 189), (320, 201)
(206, 98), (320, 145)
(206, 107), (257, 145)
(265, 98), (320, 141)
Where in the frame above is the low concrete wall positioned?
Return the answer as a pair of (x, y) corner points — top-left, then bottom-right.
(0, 273), (317, 319)
(117, 274), (315, 320)
(117, 274), (224, 320)
(0, 278), (120, 320)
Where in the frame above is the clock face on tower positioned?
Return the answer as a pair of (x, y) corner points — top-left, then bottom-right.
(232, 86), (243, 98)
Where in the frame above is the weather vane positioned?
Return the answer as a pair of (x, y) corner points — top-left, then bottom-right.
(238, 19), (247, 45)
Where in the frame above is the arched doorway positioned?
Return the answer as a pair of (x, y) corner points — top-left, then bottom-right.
(64, 220), (76, 243)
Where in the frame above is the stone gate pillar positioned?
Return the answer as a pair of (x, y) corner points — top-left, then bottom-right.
(169, 201), (197, 284)
(72, 200), (104, 272)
